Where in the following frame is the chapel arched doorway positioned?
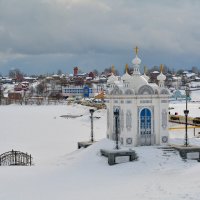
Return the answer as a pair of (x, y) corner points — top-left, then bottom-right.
(140, 108), (152, 146)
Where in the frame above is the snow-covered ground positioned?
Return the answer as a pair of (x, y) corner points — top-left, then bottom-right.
(0, 101), (200, 200)
(169, 89), (200, 118)
(169, 102), (200, 118)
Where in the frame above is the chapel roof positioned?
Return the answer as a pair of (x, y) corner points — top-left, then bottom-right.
(121, 64), (131, 81)
(107, 47), (167, 95)
(157, 64), (166, 81)
(107, 65), (118, 83)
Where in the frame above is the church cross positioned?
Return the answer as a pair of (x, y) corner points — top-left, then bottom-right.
(134, 46), (139, 56)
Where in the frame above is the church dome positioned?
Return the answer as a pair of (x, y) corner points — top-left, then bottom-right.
(135, 76), (148, 86)
(122, 72), (131, 82)
(157, 72), (166, 81)
(107, 73), (118, 83)
(142, 73), (150, 82)
(130, 75), (148, 91)
(132, 55), (141, 65)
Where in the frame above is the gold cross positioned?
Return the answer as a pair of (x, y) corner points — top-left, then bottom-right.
(134, 46), (139, 56)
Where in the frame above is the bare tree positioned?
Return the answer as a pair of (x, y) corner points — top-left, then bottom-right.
(93, 69), (99, 76)
(36, 82), (46, 95)
(103, 66), (119, 76)
(192, 66), (199, 74)
(57, 69), (62, 75)
(9, 68), (24, 82)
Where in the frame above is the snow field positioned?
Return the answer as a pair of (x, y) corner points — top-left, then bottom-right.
(0, 103), (200, 199)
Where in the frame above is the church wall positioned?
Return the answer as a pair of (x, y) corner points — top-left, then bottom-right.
(106, 94), (169, 147)
(106, 97), (139, 147)
(105, 49), (170, 147)
(123, 99), (137, 146)
(106, 99), (113, 140)
(153, 98), (161, 145)
(118, 99), (126, 145)
(132, 99), (139, 146)
(120, 98), (134, 146)
(158, 97), (169, 145)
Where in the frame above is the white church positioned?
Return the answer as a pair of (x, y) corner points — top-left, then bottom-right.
(105, 47), (170, 146)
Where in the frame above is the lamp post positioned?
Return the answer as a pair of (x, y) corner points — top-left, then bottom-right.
(89, 109), (95, 142)
(114, 109), (119, 150)
(184, 85), (190, 147)
(0, 84), (2, 105)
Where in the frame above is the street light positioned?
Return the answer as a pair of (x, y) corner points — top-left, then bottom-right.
(114, 109), (119, 150)
(184, 85), (190, 147)
(0, 84), (2, 105)
(89, 109), (95, 142)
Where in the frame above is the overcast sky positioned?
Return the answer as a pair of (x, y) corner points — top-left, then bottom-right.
(0, 0), (200, 75)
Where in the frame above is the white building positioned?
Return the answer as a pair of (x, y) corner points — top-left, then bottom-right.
(62, 84), (104, 98)
(105, 50), (170, 146)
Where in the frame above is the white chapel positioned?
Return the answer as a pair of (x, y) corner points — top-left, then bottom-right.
(105, 47), (170, 146)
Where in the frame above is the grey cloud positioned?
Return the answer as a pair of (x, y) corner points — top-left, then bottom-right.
(0, 0), (200, 73)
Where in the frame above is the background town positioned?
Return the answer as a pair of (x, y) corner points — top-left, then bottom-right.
(0, 65), (199, 106)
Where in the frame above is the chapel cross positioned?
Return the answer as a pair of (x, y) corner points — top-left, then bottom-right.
(134, 46), (139, 56)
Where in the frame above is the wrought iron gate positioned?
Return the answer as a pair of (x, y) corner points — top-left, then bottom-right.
(0, 150), (32, 166)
